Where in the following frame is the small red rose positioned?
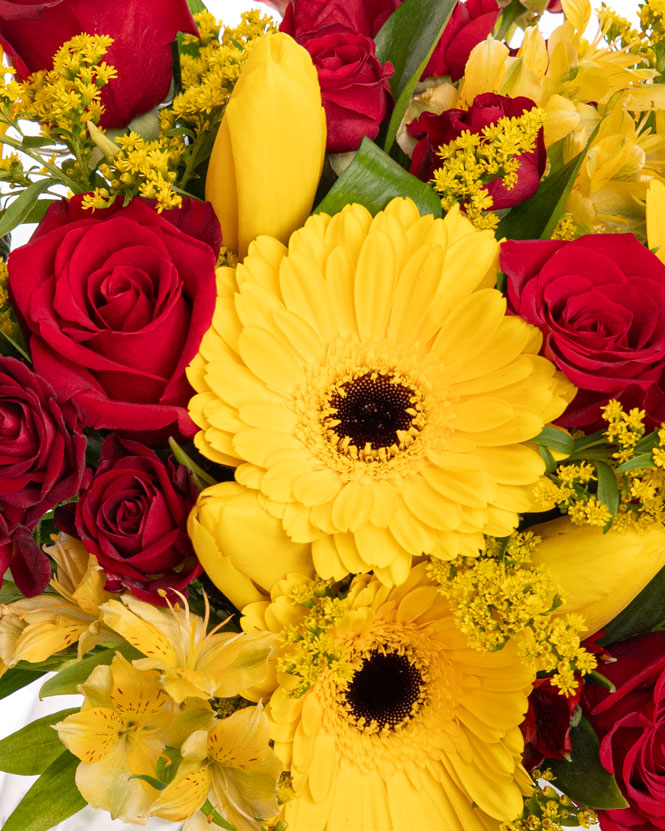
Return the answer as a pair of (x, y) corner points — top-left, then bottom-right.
(0, 0), (198, 128)
(9, 196), (220, 445)
(423, 0), (501, 80)
(502, 234), (665, 430)
(69, 434), (201, 605)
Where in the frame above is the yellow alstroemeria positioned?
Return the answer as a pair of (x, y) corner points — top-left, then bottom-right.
(188, 482), (314, 611)
(0, 534), (117, 669)
(149, 705), (282, 831)
(100, 593), (275, 703)
(647, 178), (665, 264)
(205, 32), (326, 259)
(530, 516), (665, 638)
(56, 654), (176, 823)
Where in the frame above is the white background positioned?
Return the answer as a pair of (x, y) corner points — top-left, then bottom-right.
(0, 0), (643, 828)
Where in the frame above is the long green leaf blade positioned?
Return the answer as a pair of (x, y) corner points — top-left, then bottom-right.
(314, 137), (441, 218)
(2, 750), (86, 831)
(40, 643), (142, 698)
(0, 180), (52, 238)
(375, 0), (455, 151)
(0, 709), (79, 774)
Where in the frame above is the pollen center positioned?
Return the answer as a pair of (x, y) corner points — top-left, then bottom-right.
(341, 650), (425, 731)
(322, 370), (425, 463)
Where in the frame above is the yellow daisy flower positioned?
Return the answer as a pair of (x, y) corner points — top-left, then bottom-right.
(241, 563), (534, 831)
(188, 197), (573, 583)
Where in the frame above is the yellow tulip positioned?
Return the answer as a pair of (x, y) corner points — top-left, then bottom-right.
(647, 178), (665, 266)
(188, 482), (315, 611)
(530, 516), (665, 638)
(205, 32), (326, 259)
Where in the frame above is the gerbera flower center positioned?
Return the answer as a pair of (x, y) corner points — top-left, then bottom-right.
(341, 649), (425, 730)
(322, 369), (426, 463)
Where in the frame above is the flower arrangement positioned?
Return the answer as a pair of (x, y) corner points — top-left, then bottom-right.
(0, 0), (664, 830)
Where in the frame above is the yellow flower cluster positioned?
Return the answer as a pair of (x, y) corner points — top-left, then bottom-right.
(551, 214), (579, 240)
(275, 578), (356, 697)
(641, 0), (665, 44)
(173, 10), (275, 132)
(431, 107), (545, 229)
(501, 774), (598, 831)
(19, 34), (116, 144)
(0, 259), (17, 339)
(83, 130), (185, 212)
(427, 532), (597, 695)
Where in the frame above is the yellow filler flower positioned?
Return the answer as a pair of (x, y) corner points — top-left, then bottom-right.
(188, 197), (574, 586)
(241, 564), (535, 831)
(205, 32), (326, 259)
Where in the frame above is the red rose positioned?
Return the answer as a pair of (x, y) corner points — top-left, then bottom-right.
(9, 196), (219, 444)
(502, 234), (665, 430)
(0, 0), (198, 128)
(0, 356), (86, 597)
(582, 632), (665, 831)
(68, 434), (201, 604)
(408, 93), (546, 208)
(298, 30), (394, 153)
(424, 0), (501, 80)
(281, 0), (400, 38)
(521, 676), (582, 771)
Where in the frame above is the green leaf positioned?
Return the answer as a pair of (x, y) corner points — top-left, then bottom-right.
(0, 668), (46, 700)
(0, 708), (79, 774)
(19, 136), (56, 150)
(539, 444), (557, 474)
(530, 425), (574, 455)
(615, 452), (655, 473)
(375, 0), (455, 151)
(635, 430), (660, 453)
(545, 716), (628, 810)
(168, 436), (216, 489)
(0, 326), (31, 361)
(201, 799), (237, 830)
(595, 460), (619, 532)
(314, 137), (442, 218)
(2, 750), (86, 831)
(40, 643), (142, 698)
(0, 180), (53, 237)
(186, 0), (208, 13)
(601, 562), (665, 645)
(585, 670), (616, 693)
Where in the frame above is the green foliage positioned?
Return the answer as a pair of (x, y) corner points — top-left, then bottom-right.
(0, 708), (79, 775)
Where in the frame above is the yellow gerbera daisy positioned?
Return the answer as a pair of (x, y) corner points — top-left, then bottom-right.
(188, 197), (573, 583)
(241, 563), (534, 831)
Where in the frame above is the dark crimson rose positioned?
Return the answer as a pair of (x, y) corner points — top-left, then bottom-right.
(502, 234), (665, 431)
(582, 631), (665, 831)
(423, 0), (501, 80)
(408, 93), (546, 208)
(9, 196), (220, 444)
(0, 356), (86, 596)
(281, 0), (400, 39)
(298, 30), (394, 153)
(69, 434), (201, 604)
(0, 0), (198, 128)
(521, 677), (583, 771)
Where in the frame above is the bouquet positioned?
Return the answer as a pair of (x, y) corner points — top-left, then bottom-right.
(0, 0), (664, 829)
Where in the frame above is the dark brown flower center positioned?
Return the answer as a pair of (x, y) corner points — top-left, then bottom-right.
(328, 372), (417, 450)
(342, 650), (424, 730)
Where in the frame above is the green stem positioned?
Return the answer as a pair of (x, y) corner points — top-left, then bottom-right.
(0, 133), (81, 192)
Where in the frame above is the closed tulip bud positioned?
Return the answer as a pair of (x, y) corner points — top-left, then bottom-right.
(206, 32), (326, 259)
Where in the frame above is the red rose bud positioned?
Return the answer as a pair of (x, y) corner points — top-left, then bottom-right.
(298, 29), (394, 153)
(582, 631), (665, 831)
(408, 93), (546, 209)
(72, 434), (201, 605)
(281, 0), (401, 39)
(521, 677), (583, 771)
(502, 234), (665, 431)
(8, 196), (220, 445)
(423, 0), (501, 81)
(0, 357), (86, 596)
(0, 0), (198, 128)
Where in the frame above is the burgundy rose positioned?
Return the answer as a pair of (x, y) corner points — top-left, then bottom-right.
(502, 234), (665, 430)
(423, 0), (501, 80)
(298, 30), (394, 153)
(68, 434), (201, 604)
(281, 0), (400, 39)
(9, 196), (219, 444)
(582, 631), (665, 831)
(0, 0), (198, 128)
(521, 676), (582, 771)
(0, 356), (86, 596)
(408, 93), (546, 208)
